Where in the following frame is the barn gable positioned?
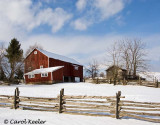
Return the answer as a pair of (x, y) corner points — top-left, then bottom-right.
(24, 48), (49, 73)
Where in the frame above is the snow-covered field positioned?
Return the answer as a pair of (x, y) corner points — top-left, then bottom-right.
(0, 82), (160, 125)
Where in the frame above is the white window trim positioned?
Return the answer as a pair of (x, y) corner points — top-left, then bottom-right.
(41, 73), (48, 77)
(32, 74), (35, 78)
(34, 51), (37, 54)
(74, 66), (79, 70)
(28, 74), (35, 79)
(28, 75), (31, 79)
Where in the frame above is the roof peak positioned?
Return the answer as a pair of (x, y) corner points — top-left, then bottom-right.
(36, 48), (81, 65)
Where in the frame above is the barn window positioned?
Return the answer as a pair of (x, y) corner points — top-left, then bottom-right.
(28, 67), (31, 71)
(40, 65), (43, 69)
(34, 51), (37, 54)
(28, 74), (35, 79)
(74, 66), (79, 70)
(41, 73), (48, 77)
(28, 75), (31, 79)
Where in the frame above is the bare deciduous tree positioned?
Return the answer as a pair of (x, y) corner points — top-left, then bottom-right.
(86, 59), (99, 79)
(25, 43), (43, 57)
(0, 43), (6, 80)
(120, 39), (132, 75)
(99, 72), (105, 78)
(106, 42), (122, 84)
(0, 42), (24, 82)
(120, 38), (148, 77)
(107, 42), (122, 66)
(0, 43), (5, 64)
(107, 38), (148, 80)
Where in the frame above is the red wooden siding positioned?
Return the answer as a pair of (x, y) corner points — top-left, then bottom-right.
(52, 68), (63, 82)
(24, 49), (48, 73)
(49, 58), (83, 80)
(25, 73), (52, 84)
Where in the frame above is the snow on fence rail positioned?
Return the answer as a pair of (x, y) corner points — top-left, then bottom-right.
(0, 88), (160, 123)
(120, 100), (160, 123)
(0, 95), (13, 108)
(62, 91), (123, 118)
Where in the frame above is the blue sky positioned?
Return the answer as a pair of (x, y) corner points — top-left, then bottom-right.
(0, 0), (160, 72)
(30, 0), (160, 36)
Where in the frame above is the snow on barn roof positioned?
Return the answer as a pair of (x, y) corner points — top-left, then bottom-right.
(24, 66), (64, 75)
(36, 48), (81, 65)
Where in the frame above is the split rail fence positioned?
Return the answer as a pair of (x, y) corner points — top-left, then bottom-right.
(0, 88), (160, 123)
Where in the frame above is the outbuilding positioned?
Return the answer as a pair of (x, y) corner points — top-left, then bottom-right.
(106, 65), (127, 80)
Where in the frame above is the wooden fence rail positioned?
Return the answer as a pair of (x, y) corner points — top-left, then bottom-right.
(0, 88), (160, 123)
(120, 99), (160, 123)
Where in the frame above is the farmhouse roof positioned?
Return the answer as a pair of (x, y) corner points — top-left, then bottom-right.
(24, 66), (64, 75)
(36, 48), (81, 65)
(106, 65), (127, 71)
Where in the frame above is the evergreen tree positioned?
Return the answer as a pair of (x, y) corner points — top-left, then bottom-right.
(5, 38), (23, 82)
(0, 67), (6, 80)
(15, 67), (24, 80)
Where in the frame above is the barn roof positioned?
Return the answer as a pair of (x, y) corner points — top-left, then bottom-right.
(36, 48), (81, 65)
(24, 66), (64, 75)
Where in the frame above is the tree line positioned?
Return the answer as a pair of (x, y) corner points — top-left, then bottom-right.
(0, 38), (42, 83)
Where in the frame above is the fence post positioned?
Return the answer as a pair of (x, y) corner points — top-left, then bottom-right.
(139, 77), (141, 85)
(155, 80), (159, 88)
(114, 78), (117, 85)
(153, 77), (156, 84)
(13, 88), (16, 109)
(59, 88), (64, 113)
(16, 87), (20, 108)
(13, 87), (20, 109)
(123, 78), (126, 85)
(118, 79), (121, 85)
(96, 78), (99, 84)
(115, 91), (121, 119)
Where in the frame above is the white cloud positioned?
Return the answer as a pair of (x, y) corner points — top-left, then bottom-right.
(115, 15), (125, 26)
(36, 8), (72, 33)
(76, 0), (86, 11)
(71, 18), (92, 31)
(94, 0), (124, 20)
(143, 34), (160, 62)
(0, 0), (72, 41)
(72, 0), (126, 30)
(0, 0), (33, 29)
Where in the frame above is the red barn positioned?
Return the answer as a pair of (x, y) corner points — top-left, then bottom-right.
(24, 48), (83, 84)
